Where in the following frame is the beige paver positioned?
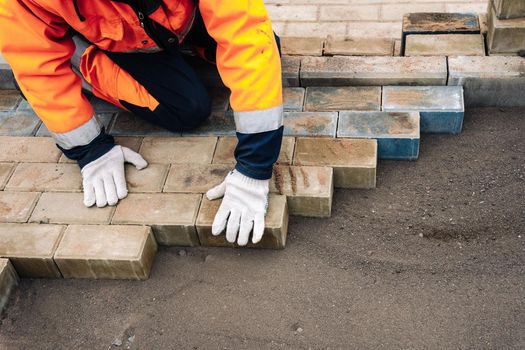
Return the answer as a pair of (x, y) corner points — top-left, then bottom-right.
(5, 163), (81, 192)
(0, 163), (15, 190)
(112, 193), (202, 246)
(281, 37), (325, 56)
(29, 192), (115, 225)
(0, 224), (64, 277)
(305, 86), (381, 112)
(282, 56), (301, 87)
(405, 34), (485, 56)
(0, 191), (40, 223)
(294, 138), (377, 189)
(212, 136), (295, 166)
(54, 225), (157, 280)
(0, 136), (62, 163)
(163, 163), (230, 193)
(140, 137), (217, 164)
(271, 166), (333, 218)
(126, 163), (169, 193)
(196, 194), (288, 249)
(324, 37), (393, 56)
(0, 259), (18, 313)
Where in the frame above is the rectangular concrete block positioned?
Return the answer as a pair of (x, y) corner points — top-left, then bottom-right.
(0, 110), (41, 136)
(383, 86), (465, 134)
(283, 87), (305, 111)
(405, 34), (485, 56)
(282, 56), (301, 87)
(271, 166), (333, 218)
(54, 225), (157, 280)
(283, 112), (338, 137)
(0, 63), (15, 90)
(324, 37), (394, 56)
(29, 192), (115, 225)
(281, 37), (324, 56)
(140, 137), (217, 164)
(300, 56), (448, 86)
(0, 163), (15, 190)
(182, 111), (235, 137)
(487, 2), (525, 55)
(0, 90), (20, 111)
(109, 111), (179, 137)
(126, 163), (169, 193)
(112, 193), (202, 246)
(293, 138), (377, 189)
(196, 195), (288, 249)
(0, 191), (40, 223)
(337, 111), (420, 160)
(90, 96), (122, 113)
(5, 163), (82, 192)
(448, 56), (525, 107)
(305, 86), (381, 112)
(493, 0), (525, 19)
(0, 224), (65, 278)
(0, 259), (18, 313)
(0, 137), (62, 163)
(164, 163), (230, 193)
(212, 136), (295, 166)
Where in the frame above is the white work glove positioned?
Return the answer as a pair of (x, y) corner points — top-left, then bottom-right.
(81, 145), (148, 207)
(206, 170), (269, 246)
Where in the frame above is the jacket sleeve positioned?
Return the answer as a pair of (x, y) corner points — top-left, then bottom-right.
(199, 0), (283, 180)
(0, 0), (99, 149)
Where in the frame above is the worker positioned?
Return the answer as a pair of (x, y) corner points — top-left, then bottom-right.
(0, 0), (283, 246)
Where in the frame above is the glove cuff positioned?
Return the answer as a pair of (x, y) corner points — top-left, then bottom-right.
(58, 128), (115, 169)
(231, 169), (269, 189)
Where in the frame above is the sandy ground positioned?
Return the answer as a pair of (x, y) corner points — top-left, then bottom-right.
(0, 107), (524, 350)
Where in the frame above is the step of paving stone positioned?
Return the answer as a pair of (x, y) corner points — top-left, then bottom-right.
(281, 37), (325, 56)
(0, 191), (40, 223)
(324, 37), (394, 56)
(196, 194), (288, 249)
(304, 86), (381, 112)
(283, 112), (338, 137)
(293, 138), (377, 189)
(0, 90), (20, 111)
(271, 166), (333, 218)
(0, 163), (15, 190)
(493, 0), (525, 19)
(283, 87), (305, 111)
(109, 111), (180, 137)
(212, 136), (295, 166)
(337, 111), (420, 161)
(29, 192), (115, 225)
(163, 163), (230, 193)
(139, 137), (217, 164)
(0, 224), (65, 278)
(405, 34), (486, 57)
(0, 137), (62, 163)
(112, 193), (202, 246)
(300, 56), (448, 86)
(53, 225), (157, 280)
(448, 56), (525, 107)
(5, 163), (82, 192)
(382, 86), (464, 134)
(487, 1), (525, 55)
(0, 110), (41, 136)
(0, 258), (18, 313)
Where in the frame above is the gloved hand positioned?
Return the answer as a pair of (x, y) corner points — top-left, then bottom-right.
(81, 145), (148, 207)
(206, 170), (269, 246)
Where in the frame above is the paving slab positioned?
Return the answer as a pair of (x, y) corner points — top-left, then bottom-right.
(0, 259), (18, 313)
(0, 192), (40, 223)
(5, 163), (81, 192)
(338, 111), (420, 160)
(300, 56), (447, 86)
(493, 0), (525, 19)
(126, 163), (169, 193)
(283, 87), (305, 111)
(196, 194), (288, 249)
(383, 86), (464, 134)
(140, 137), (217, 164)
(182, 111), (235, 136)
(0, 223), (64, 277)
(293, 138), (377, 189)
(0, 63), (15, 90)
(281, 37), (325, 56)
(271, 166), (333, 218)
(163, 163), (230, 193)
(393, 39), (402, 56)
(283, 112), (338, 137)
(29, 192), (115, 225)
(402, 12), (481, 35)
(0, 137), (62, 163)
(304, 86), (381, 112)
(487, 2), (525, 55)
(112, 193), (202, 246)
(90, 97), (122, 113)
(109, 111), (179, 137)
(0, 110), (41, 136)
(54, 225), (157, 280)
(405, 34), (485, 56)
(37, 113), (113, 137)
(212, 136), (295, 166)
(324, 37), (393, 56)
(448, 56), (525, 107)
(0, 90), (20, 111)
(282, 56), (301, 87)
(0, 163), (15, 190)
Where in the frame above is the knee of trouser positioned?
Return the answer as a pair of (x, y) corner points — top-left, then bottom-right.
(178, 95), (211, 130)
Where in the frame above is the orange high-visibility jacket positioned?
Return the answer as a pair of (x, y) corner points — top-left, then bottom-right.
(0, 0), (283, 151)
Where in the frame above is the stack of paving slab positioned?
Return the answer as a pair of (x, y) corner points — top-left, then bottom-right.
(486, 0), (525, 55)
